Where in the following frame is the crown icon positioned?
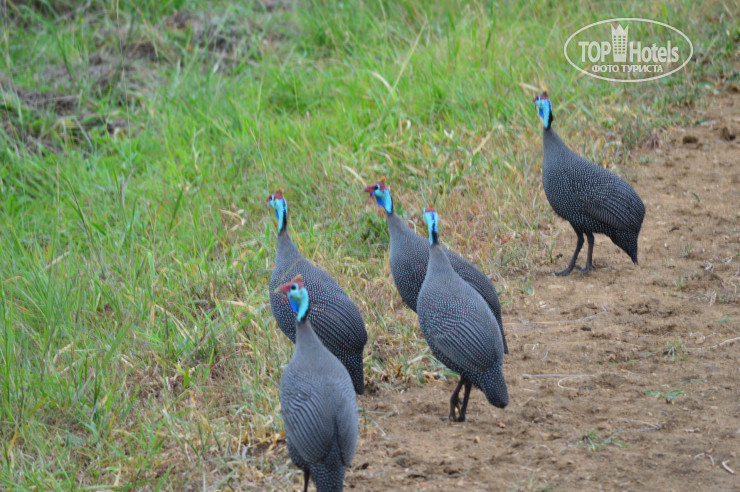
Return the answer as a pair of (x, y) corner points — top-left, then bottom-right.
(611, 25), (628, 62)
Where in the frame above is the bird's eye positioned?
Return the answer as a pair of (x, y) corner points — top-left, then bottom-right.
(374, 184), (379, 191)
(291, 284), (298, 291)
(270, 195), (274, 200)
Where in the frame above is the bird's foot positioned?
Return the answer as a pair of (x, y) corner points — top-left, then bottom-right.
(441, 398), (465, 422)
(554, 265), (576, 276)
(577, 264), (592, 274)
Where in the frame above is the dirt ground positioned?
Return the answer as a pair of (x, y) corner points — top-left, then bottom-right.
(346, 92), (740, 491)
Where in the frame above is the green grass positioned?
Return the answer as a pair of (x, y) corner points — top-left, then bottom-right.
(663, 340), (688, 361)
(577, 430), (627, 451)
(1, 0), (738, 488)
(645, 389), (685, 403)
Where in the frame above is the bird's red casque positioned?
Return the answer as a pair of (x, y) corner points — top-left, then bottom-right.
(363, 176), (387, 194)
(267, 188), (285, 204)
(279, 274), (304, 294)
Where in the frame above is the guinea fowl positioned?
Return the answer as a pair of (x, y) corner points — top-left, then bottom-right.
(268, 189), (367, 395)
(364, 178), (508, 354)
(276, 275), (358, 492)
(534, 92), (645, 275)
(416, 206), (508, 422)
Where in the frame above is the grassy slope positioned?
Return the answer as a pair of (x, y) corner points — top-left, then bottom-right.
(0, 0), (737, 488)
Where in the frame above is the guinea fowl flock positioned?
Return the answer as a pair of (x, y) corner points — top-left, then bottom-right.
(267, 93), (645, 491)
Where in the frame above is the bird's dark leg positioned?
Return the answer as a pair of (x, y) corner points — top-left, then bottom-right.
(442, 378), (466, 422)
(578, 233), (595, 274)
(303, 469), (310, 492)
(556, 230), (584, 276)
(458, 380), (473, 422)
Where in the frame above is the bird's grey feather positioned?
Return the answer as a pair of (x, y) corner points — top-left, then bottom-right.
(385, 212), (508, 354)
(281, 371), (335, 464)
(417, 245), (508, 409)
(270, 230), (367, 394)
(542, 127), (645, 264)
(280, 316), (358, 491)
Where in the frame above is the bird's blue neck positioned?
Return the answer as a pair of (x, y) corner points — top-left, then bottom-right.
(375, 190), (393, 214)
(274, 200), (288, 234)
(289, 293), (309, 322)
(427, 219), (438, 245)
(538, 101), (553, 130)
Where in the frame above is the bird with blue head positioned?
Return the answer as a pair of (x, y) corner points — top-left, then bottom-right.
(533, 91), (645, 275)
(267, 189), (368, 394)
(416, 206), (508, 422)
(275, 274), (359, 492)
